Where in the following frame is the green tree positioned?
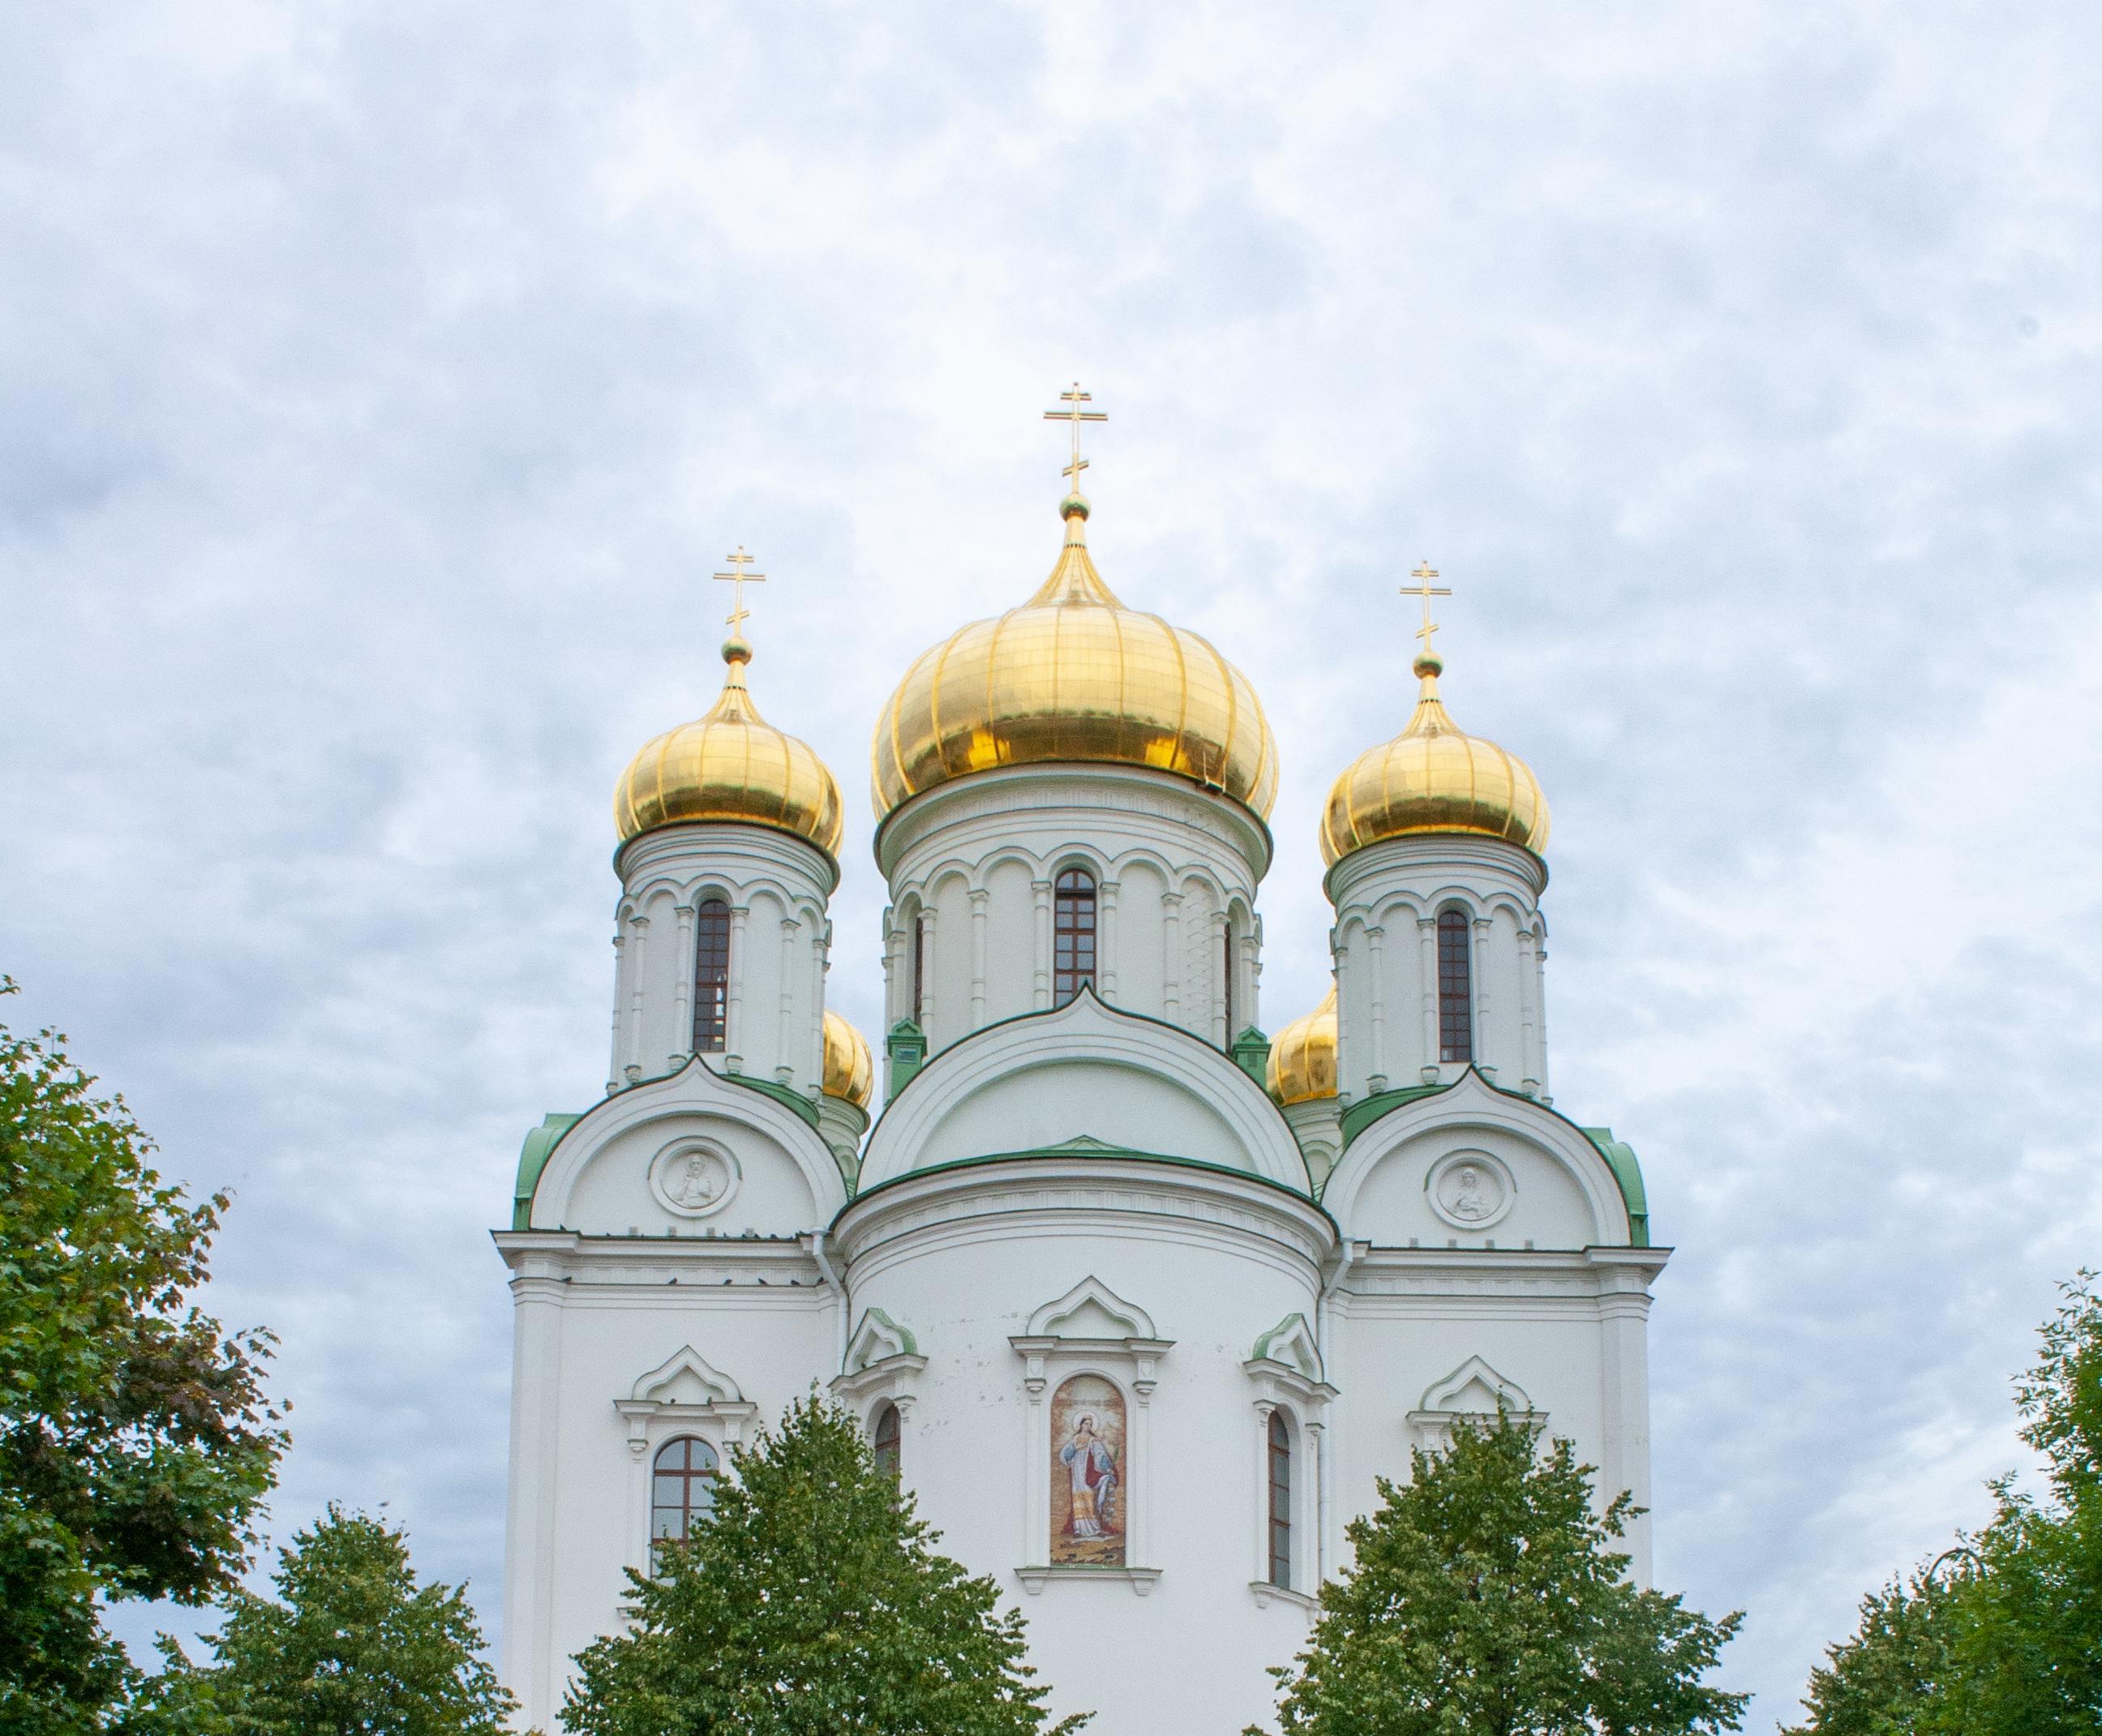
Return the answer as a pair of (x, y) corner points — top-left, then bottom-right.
(1259, 1416), (1745, 1736)
(562, 1393), (1086, 1736)
(0, 983), (285, 1735)
(1783, 1570), (1962, 1736)
(1790, 1273), (2102, 1735)
(128, 1507), (514, 1736)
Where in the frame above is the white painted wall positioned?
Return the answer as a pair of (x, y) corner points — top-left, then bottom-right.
(608, 823), (838, 1099)
(1326, 834), (1551, 1102)
(875, 765), (1271, 1059)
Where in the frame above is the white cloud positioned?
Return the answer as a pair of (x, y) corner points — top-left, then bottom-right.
(6, 1), (2100, 1721)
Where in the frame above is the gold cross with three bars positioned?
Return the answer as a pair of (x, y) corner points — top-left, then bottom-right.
(713, 546), (766, 637)
(1044, 382), (1108, 491)
(1404, 559), (1451, 662)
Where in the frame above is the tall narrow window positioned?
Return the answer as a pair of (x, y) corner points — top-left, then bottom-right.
(1053, 870), (1096, 1006)
(693, 899), (731, 1053)
(1267, 1411), (1292, 1588)
(1221, 928), (1235, 1038)
(911, 915), (927, 1024)
(872, 1402), (902, 1480)
(1437, 907), (1473, 1062)
(650, 1436), (719, 1563)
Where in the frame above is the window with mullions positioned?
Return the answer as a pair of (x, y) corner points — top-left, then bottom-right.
(693, 899), (731, 1053)
(911, 915), (927, 1024)
(1053, 870), (1096, 1006)
(872, 1402), (902, 1480)
(650, 1436), (719, 1562)
(1267, 1411), (1292, 1588)
(1437, 907), (1473, 1063)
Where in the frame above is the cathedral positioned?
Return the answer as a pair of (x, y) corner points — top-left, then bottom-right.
(495, 396), (1666, 1734)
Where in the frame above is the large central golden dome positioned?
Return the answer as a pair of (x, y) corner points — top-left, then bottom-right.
(871, 496), (1279, 821)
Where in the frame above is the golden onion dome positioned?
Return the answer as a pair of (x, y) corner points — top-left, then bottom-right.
(821, 1009), (873, 1108)
(616, 634), (844, 855)
(1267, 984), (1338, 1106)
(1319, 649), (1548, 867)
(871, 495), (1279, 821)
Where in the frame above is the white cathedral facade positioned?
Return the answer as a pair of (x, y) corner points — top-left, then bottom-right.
(495, 432), (1665, 1734)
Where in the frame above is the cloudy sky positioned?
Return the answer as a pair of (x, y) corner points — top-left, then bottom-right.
(6, 1), (2100, 1723)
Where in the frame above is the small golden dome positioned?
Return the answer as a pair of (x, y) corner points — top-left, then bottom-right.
(1267, 985), (1338, 1106)
(821, 1009), (873, 1108)
(1319, 653), (1548, 867)
(871, 496), (1279, 821)
(616, 637), (844, 855)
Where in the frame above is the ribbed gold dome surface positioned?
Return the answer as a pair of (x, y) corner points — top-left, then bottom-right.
(1320, 653), (1548, 867)
(821, 1009), (873, 1108)
(871, 498), (1279, 821)
(1267, 984), (1338, 1106)
(616, 639), (844, 855)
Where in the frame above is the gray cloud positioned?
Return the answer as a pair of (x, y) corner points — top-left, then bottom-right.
(6, 2), (2100, 1721)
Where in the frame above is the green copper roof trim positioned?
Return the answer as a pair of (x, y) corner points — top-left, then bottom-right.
(1580, 1127), (1649, 1248)
(513, 1113), (584, 1230)
(723, 1068), (821, 1129)
(1332, 1069), (1651, 1247)
(1230, 1025), (1271, 1084)
(839, 1139), (1336, 1232)
(859, 1305), (920, 1357)
(1338, 1084), (1447, 1147)
(863, 984), (1298, 1150)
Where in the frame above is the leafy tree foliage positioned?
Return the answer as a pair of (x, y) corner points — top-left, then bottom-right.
(1259, 1417), (1745, 1736)
(128, 1507), (513, 1736)
(562, 1393), (1086, 1736)
(1790, 1272), (2102, 1735)
(0, 984), (285, 1735)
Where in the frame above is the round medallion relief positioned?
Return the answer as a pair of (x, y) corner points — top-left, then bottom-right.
(649, 1139), (740, 1219)
(1426, 1150), (1515, 1231)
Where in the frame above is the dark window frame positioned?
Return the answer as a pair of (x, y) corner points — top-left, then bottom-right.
(693, 898), (732, 1054)
(872, 1401), (902, 1480)
(1437, 907), (1474, 1063)
(1267, 1410), (1292, 1588)
(650, 1434), (719, 1562)
(911, 915), (927, 1024)
(1053, 869), (1097, 1007)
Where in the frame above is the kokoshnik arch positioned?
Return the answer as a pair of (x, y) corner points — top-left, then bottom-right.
(495, 389), (1664, 1735)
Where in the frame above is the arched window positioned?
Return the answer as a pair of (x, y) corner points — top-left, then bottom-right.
(1222, 925), (1235, 1037)
(693, 898), (731, 1053)
(1437, 907), (1473, 1063)
(1053, 870), (1097, 1006)
(650, 1435), (719, 1561)
(1267, 1411), (1292, 1588)
(911, 915), (927, 1025)
(871, 1402), (902, 1480)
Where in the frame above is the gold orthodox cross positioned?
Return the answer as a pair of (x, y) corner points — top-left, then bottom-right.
(1043, 382), (1108, 491)
(1404, 559), (1451, 662)
(713, 546), (766, 636)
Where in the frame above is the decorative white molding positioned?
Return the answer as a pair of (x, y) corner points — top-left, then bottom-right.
(1010, 1277), (1173, 1585)
(1248, 1580), (1319, 1612)
(612, 1347), (757, 1581)
(830, 1309), (929, 1428)
(1015, 1564), (1162, 1597)
(1248, 1313), (1323, 1382)
(1025, 1275), (1158, 1341)
(1405, 1355), (1542, 1451)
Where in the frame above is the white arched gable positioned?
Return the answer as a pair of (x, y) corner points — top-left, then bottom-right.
(1321, 1071), (1629, 1250)
(858, 989), (1310, 1193)
(530, 1059), (849, 1233)
(631, 1345), (744, 1406)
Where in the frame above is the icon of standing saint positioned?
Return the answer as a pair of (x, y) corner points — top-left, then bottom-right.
(1049, 1374), (1126, 1566)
